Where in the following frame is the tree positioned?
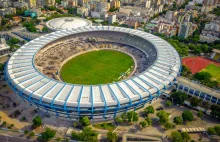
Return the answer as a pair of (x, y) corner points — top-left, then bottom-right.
(121, 112), (127, 122)
(8, 124), (14, 129)
(202, 101), (210, 110)
(42, 26), (49, 33)
(79, 116), (90, 126)
(73, 122), (78, 128)
(167, 39), (189, 57)
(173, 116), (183, 125)
(163, 121), (175, 129)
(55, 137), (61, 142)
(170, 91), (188, 105)
(171, 131), (182, 142)
(2, 121), (6, 126)
(182, 110), (194, 122)
(156, 110), (170, 124)
(67, 7), (77, 14)
(165, 100), (172, 107)
(55, 0), (61, 4)
(32, 116), (42, 127)
(144, 105), (154, 115)
(41, 128), (56, 141)
(21, 116), (26, 121)
(23, 22), (37, 33)
(181, 132), (191, 142)
(0, 63), (4, 72)
(193, 71), (212, 81)
(112, 22), (119, 26)
(115, 116), (123, 123)
(207, 127), (217, 135)
(190, 97), (202, 107)
(197, 110), (203, 118)
(210, 104), (220, 118)
(214, 126), (220, 136)
(109, 6), (119, 12)
(29, 132), (35, 138)
(139, 120), (148, 129)
(211, 6), (220, 16)
(126, 111), (139, 123)
(71, 127), (98, 142)
(24, 130), (29, 135)
(8, 38), (20, 44)
(16, 9), (25, 16)
(63, 138), (70, 142)
(145, 117), (152, 126)
(107, 131), (118, 142)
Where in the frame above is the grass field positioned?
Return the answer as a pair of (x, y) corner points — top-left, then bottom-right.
(60, 50), (134, 85)
(93, 122), (116, 131)
(201, 63), (220, 82)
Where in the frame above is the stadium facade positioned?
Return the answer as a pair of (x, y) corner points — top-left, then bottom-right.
(5, 26), (181, 120)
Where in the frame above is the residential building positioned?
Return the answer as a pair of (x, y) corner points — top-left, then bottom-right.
(24, 9), (37, 18)
(30, 7), (42, 17)
(201, 6), (213, 13)
(119, 8), (132, 16)
(110, 0), (120, 8)
(44, 0), (55, 6)
(77, 7), (89, 17)
(61, 0), (68, 8)
(203, 0), (218, 6)
(211, 49), (220, 61)
(0, 0), (11, 8)
(13, 0), (28, 9)
(12, 16), (22, 24)
(78, 0), (89, 6)
(36, 0), (44, 6)
(165, 11), (174, 21)
(178, 22), (192, 39)
(25, 0), (36, 8)
(68, 0), (78, 7)
(125, 20), (139, 29)
(108, 13), (116, 24)
(94, 2), (108, 12)
(145, 0), (151, 8)
(200, 19), (220, 43)
(0, 7), (16, 16)
(0, 38), (10, 55)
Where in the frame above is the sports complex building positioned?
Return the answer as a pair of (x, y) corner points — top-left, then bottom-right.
(46, 17), (92, 31)
(5, 26), (181, 120)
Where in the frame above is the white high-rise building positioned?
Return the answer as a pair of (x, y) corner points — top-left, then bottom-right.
(145, 0), (151, 8)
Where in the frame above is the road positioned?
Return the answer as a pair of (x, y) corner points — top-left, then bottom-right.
(0, 131), (37, 142)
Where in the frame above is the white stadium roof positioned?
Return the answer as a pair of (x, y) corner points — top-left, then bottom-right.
(5, 26), (181, 109)
(46, 17), (92, 31)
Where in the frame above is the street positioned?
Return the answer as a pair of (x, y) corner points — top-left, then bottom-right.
(0, 131), (36, 142)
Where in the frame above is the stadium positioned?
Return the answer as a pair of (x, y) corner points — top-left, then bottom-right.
(5, 26), (181, 120)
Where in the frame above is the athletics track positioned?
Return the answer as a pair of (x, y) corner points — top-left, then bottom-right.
(182, 56), (220, 74)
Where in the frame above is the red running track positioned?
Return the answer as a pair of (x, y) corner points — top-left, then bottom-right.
(182, 57), (220, 74)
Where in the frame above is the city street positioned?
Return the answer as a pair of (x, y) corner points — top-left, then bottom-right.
(0, 131), (36, 142)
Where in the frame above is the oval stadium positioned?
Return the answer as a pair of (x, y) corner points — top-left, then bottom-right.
(5, 26), (181, 120)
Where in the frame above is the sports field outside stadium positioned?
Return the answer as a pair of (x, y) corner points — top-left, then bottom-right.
(60, 50), (134, 85)
(182, 56), (220, 83)
(201, 64), (220, 82)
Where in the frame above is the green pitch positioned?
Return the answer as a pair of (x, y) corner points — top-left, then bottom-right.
(201, 63), (220, 82)
(60, 50), (134, 85)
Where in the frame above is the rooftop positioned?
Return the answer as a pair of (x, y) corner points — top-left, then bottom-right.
(46, 17), (92, 31)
